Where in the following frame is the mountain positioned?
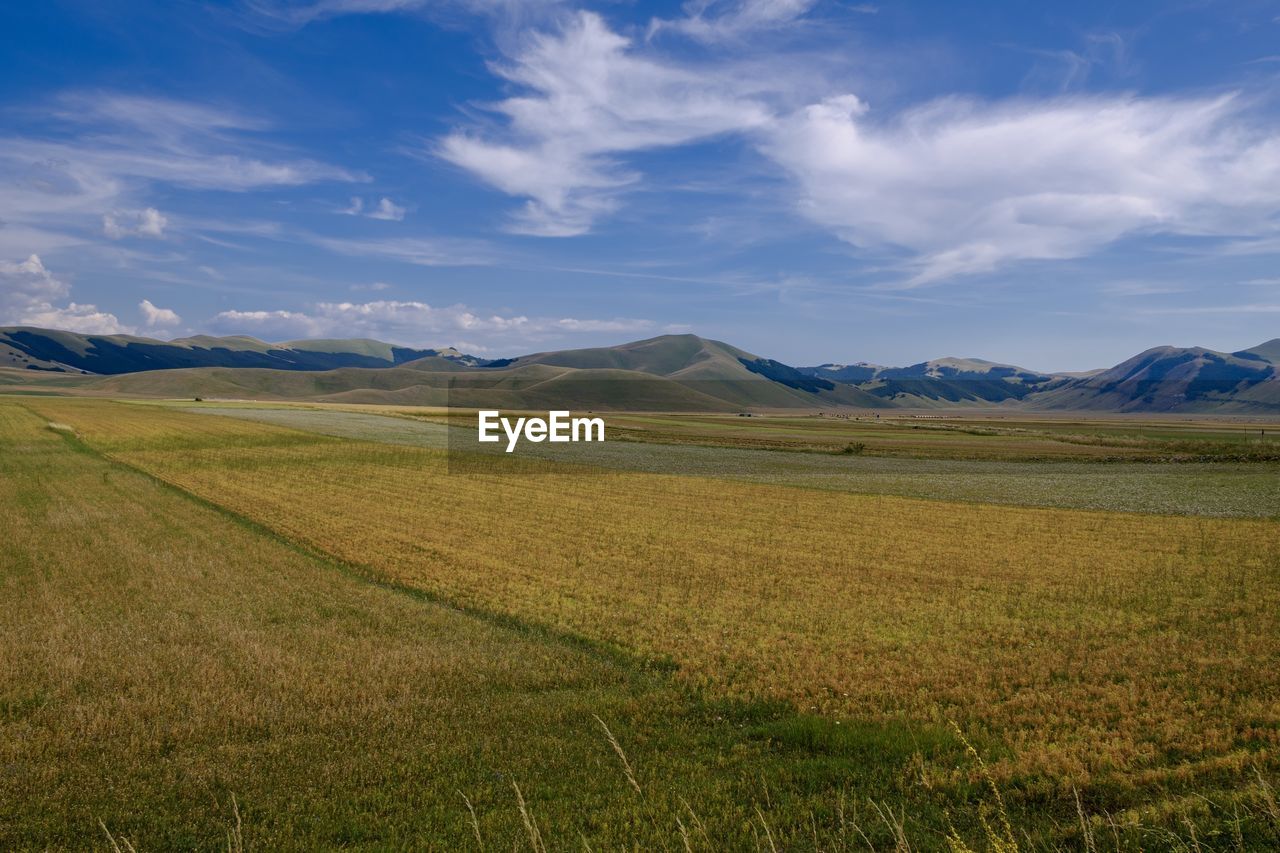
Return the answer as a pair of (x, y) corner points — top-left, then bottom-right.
(0, 326), (481, 375)
(1237, 338), (1280, 364)
(801, 357), (1065, 405)
(1029, 341), (1280, 413)
(802, 343), (1280, 412)
(6, 325), (1278, 413)
(87, 335), (885, 411)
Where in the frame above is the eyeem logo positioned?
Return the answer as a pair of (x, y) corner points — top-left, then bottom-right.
(477, 410), (605, 453)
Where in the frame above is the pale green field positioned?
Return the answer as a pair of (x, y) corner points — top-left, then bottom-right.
(183, 404), (1279, 517)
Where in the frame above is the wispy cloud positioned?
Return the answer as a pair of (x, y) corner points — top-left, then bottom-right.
(648, 0), (818, 43)
(211, 299), (654, 347)
(368, 197), (407, 221)
(0, 91), (363, 254)
(438, 11), (773, 236)
(305, 234), (496, 266)
(1099, 280), (1188, 297)
(104, 207), (168, 239)
(343, 196), (408, 221)
(763, 92), (1280, 285)
(430, 7), (1280, 288)
(241, 0), (564, 29)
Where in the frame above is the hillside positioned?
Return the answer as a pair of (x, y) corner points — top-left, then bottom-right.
(801, 343), (1280, 412)
(0, 327), (477, 375)
(801, 356), (1065, 405)
(1030, 341), (1280, 413)
(88, 334), (884, 411)
(7, 325), (1278, 413)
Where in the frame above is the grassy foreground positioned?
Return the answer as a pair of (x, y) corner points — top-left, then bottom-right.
(5, 397), (1280, 849)
(0, 400), (919, 849)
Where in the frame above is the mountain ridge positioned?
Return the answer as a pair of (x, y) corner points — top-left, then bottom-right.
(0, 326), (482, 375)
(3, 326), (1277, 413)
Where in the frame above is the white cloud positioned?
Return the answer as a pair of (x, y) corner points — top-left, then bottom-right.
(306, 234), (494, 266)
(0, 92), (362, 252)
(18, 302), (131, 335)
(139, 298), (181, 327)
(0, 254), (69, 317)
(210, 308), (322, 339)
(762, 92), (1280, 285)
(245, 0), (563, 28)
(0, 254), (129, 334)
(342, 196), (407, 221)
(427, 6), (1280, 283)
(649, 0), (818, 43)
(438, 11), (772, 235)
(553, 317), (653, 332)
(103, 207), (168, 239)
(210, 299), (653, 347)
(368, 197), (406, 221)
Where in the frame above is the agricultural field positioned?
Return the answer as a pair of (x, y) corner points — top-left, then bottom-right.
(7, 395), (1279, 849)
(181, 403), (1280, 517)
(577, 411), (1280, 461)
(2, 398), (963, 850)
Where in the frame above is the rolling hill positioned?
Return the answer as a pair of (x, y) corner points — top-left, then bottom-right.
(4, 325), (1278, 413)
(0, 326), (479, 375)
(1029, 341), (1280, 413)
(88, 335), (885, 411)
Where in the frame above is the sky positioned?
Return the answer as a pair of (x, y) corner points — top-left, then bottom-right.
(1, 0), (1279, 370)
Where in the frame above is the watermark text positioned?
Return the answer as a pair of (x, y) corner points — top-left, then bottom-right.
(477, 410), (605, 452)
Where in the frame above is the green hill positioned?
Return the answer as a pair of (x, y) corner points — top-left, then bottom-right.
(10, 325), (1278, 413)
(1237, 338), (1280, 364)
(86, 335), (884, 411)
(1029, 342), (1280, 413)
(0, 327), (475, 375)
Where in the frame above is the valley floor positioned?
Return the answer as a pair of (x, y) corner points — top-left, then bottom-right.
(2, 396), (1278, 850)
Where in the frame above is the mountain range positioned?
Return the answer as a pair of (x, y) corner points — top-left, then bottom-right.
(799, 358), (1067, 404)
(2, 325), (1277, 413)
(0, 326), (480, 374)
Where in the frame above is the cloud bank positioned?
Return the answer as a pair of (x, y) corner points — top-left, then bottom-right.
(211, 299), (654, 348)
(0, 255), (129, 334)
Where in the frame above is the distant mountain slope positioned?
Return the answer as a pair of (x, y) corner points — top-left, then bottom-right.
(0, 327), (480, 375)
(474, 334), (882, 408)
(89, 334), (884, 411)
(801, 356), (1064, 405)
(801, 363), (882, 383)
(9, 325), (1279, 413)
(1030, 341), (1280, 413)
(1237, 338), (1280, 364)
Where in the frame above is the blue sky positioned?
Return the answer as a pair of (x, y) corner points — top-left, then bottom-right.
(1, 0), (1278, 370)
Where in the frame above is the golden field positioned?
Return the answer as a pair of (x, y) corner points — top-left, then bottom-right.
(22, 396), (1280, 837)
(8, 398), (949, 850)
